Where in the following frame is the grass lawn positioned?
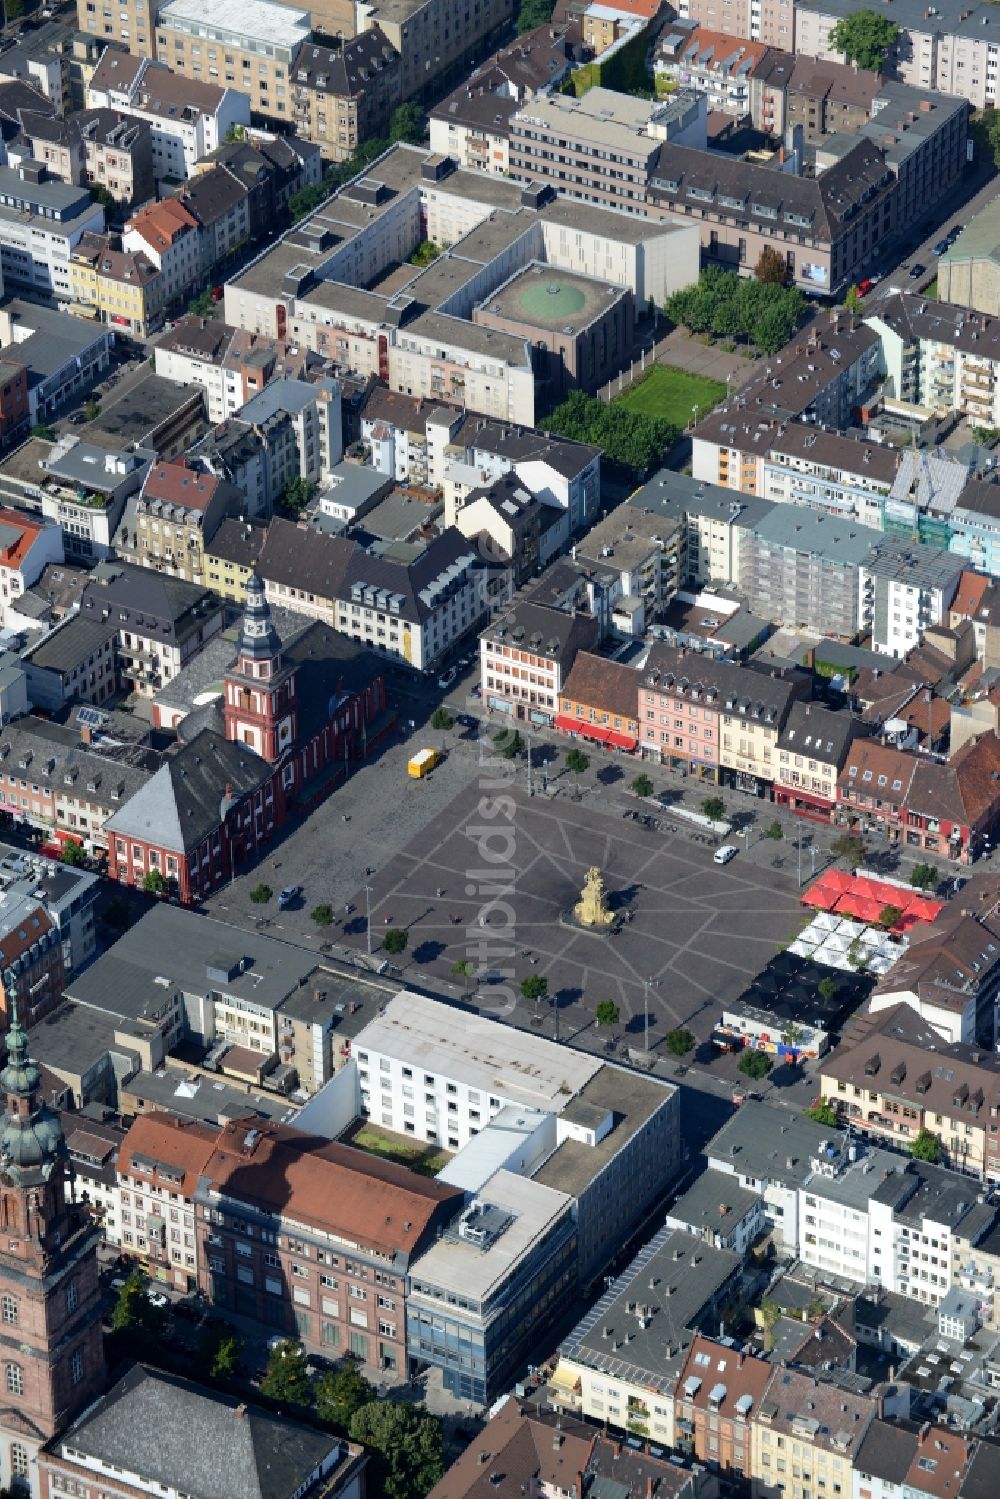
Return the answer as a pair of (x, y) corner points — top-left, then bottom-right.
(614, 363), (727, 426)
(924, 277), (938, 299)
(346, 1123), (451, 1178)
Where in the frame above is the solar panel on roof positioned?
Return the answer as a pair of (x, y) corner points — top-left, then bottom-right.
(75, 706), (104, 731)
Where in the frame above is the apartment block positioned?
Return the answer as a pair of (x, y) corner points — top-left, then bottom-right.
(0, 163), (104, 301)
(860, 536), (963, 658)
(550, 1225), (742, 1444)
(292, 32), (400, 164)
(8, 107), (154, 208)
(69, 232), (165, 337)
(870, 293), (1000, 435)
(122, 458), (240, 585)
(674, 1336), (773, 1479)
(87, 52), (250, 185)
(509, 88), (707, 215)
(0, 714), (154, 853)
(774, 699), (865, 820)
(361, 0), (517, 104)
(795, 0), (1000, 110)
(480, 600), (599, 724)
(676, 0), (795, 49)
(123, 197), (200, 305)
(648, 138), (895, 296)
(750, 1368), (878, 1499)
(153, 0), (311, 124)
(117, 1113), (217, 1290)
(820, 1002), (1000, 1181)
(785, 55), (879, 142)
(639, 644), (805, 793)
(196, 1115), (462, 1369)
(760, 426), (899, 529)
(746, 507), (879, 639)
(654, 27), (793, 133)
(80, 562), (224, 699)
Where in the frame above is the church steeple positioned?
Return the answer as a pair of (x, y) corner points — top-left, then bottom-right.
(0, 990), (65, 1191)
(224, 575), (298, 762)
(236, 574), (282, 668)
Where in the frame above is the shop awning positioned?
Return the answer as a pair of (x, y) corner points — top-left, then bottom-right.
(607, 730), (638, 751)
(550, 1364), (582, 1395)
(554, 713), (584, 735)
(554, 714), (612, 744)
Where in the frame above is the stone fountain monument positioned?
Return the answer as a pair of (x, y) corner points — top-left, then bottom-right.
(574, 866), (614, 930)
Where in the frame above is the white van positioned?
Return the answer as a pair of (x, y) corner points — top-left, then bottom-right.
(714, 845), (738, 865)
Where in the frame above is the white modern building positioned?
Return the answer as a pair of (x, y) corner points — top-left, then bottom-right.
(859, 536), (963, 658)
(239, 376), (343, 483)
(304, 988), (682, 1287)
(353, 991), (603, 1150)
(87, 54), (250, 185)
(0, 165), (103, 300)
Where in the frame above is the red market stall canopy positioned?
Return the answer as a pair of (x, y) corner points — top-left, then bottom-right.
(800, 872), (944, 930)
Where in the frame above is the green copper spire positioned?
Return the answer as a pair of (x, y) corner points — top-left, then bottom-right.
(0, 980), (65, 1187)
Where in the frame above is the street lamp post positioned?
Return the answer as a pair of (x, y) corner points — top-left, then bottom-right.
(644, 976), (659, 1054)
(364, 883), (373, 958)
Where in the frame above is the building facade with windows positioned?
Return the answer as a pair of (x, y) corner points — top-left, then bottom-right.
(116, 1113), (217, 1292)
(480, 602), (599, 725)
(195, 1115), (462, 1371)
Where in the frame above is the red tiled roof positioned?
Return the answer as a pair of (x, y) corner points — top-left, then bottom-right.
(120, 1112), (218, 1198)
(201, 1117), (463, 1258)
(950, 570), (992, 621)
(143, 459), (222, 512)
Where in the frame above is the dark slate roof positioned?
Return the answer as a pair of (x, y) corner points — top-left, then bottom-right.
(22, 614), (117, 674)
(279, 619), (384, 740)
(206, 517), (268, 568)
(481, 599), (599, 664)
(105, 727), (271, 853)
(176, 164), (249, 228)
(776, 700), (863, 765)
(450, 415), (600, 479)
(81, 562), (220, 645)
(341, 527), (481, 625)
(292, 27), (398, 97)
(961, 1439), (1000, 1499)
(66, 902), (318, 1020)
(54, 1362), (350, 1499)
(0, 715), (156, 812)
(257, 517), (355, 601)
(649, 137), (893, 241)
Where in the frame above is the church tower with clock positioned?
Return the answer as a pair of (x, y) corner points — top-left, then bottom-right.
(0, 995), (104, 1495)
(223, 574), (299, 763)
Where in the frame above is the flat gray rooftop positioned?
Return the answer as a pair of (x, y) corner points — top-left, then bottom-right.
(66, 904), (318, 1021)
(560, 1225), (740, 1391)
(533, 1064), (674, 1200)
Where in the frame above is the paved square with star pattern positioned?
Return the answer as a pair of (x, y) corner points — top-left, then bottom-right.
(343, 782), (806, 1049)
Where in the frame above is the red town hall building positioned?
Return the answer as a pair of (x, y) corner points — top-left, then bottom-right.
(0, 995), (104, 1496)
(106, 576), (389, 903)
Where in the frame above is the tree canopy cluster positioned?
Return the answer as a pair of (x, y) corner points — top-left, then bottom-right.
(665, 268), (806, 357)
(545, 389), (678, 472)
(257, 1346), (444, 1499)
(828, 11), (899, 73)
(516, 0), (553, 33)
